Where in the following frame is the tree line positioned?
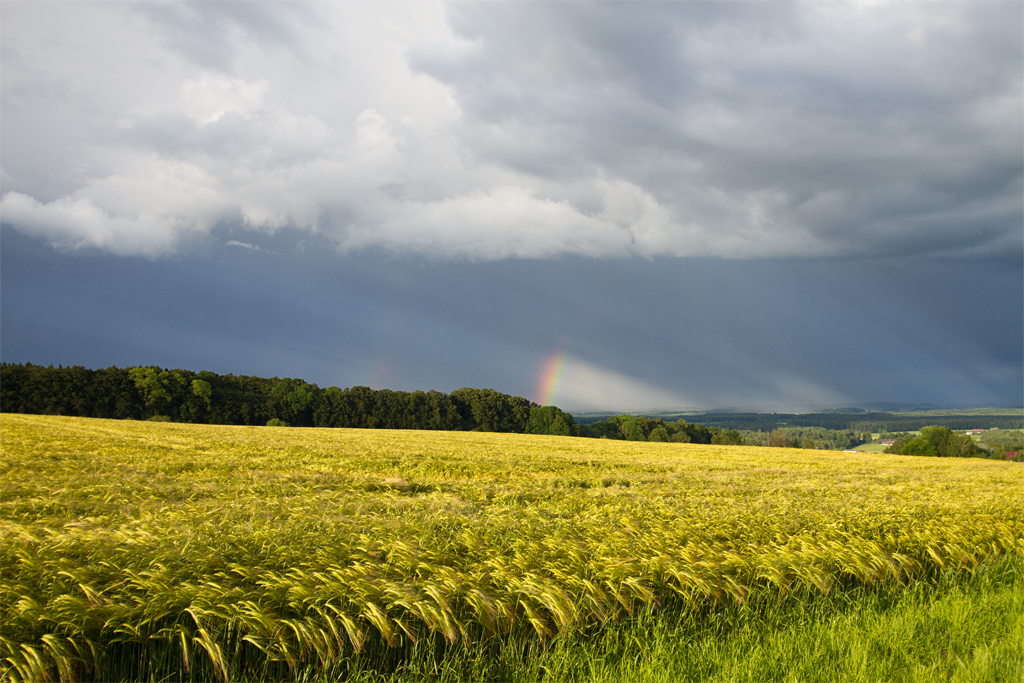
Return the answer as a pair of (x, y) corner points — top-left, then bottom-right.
(0, 363), (712, 441)
(0, 363), (535, 432)
(734, 427), (872, 451)
(2, 364), (1017, 459)
(578, 414), (720, 443)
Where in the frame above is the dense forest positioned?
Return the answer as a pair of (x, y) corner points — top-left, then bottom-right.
(734, 426), (872, 451)
(0, 363), (536, 433)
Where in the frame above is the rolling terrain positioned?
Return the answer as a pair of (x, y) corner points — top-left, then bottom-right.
(2, 415), (1022, 681)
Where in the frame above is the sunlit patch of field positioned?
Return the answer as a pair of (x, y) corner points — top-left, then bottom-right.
(2, 414), (1022, 681)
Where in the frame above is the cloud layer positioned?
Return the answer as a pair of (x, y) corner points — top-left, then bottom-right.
(2, 2), (1021, 260)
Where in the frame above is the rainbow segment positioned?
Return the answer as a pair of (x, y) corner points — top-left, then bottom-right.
(535, 352), (568, 406)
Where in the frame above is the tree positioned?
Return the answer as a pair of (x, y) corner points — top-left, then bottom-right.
(711, 429), (743, 446)
(649, 426), (670, 442)
(770, 429), (789, 448)
(526, 406), (577, 436)
(450, 388), (532, 433)
(128, 367), (189, 418)
(129, 367), (172, 412)
(191, 379), (212, 410)
(615, 417), (645, 441)
(889, 426), (985, 458)
(674, 420), (713, 444)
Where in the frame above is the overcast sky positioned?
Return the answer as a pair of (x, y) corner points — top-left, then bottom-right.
(2, 1), (1021, 412)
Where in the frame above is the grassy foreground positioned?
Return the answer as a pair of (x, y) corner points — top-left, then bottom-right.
(341, 554), (1023, 682)
(2, 414), (1022, 681)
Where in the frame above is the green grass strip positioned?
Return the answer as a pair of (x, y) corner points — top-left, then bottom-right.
(337, 553), (1024, 683)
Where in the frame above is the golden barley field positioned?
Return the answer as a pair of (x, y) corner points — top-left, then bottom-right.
(2, 414), (1022, 681)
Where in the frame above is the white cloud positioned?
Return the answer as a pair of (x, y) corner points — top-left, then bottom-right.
(180, 74), (269, 124)
(1, 2), (1019, 260)
(0, 191), (187, 256)
(225, 240), (262, 252)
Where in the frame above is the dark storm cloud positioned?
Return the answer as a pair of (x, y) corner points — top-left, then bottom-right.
(3, 227), (1021, 410)
(412, 2), (1022, 259)
(2, 2), (1019, 260)
(129, 2), (320, 72)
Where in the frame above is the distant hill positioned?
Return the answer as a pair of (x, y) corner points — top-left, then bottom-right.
(612, 409), (1023, 433)
(853, 402), (944, 412)
(574, 407), (1022, 431)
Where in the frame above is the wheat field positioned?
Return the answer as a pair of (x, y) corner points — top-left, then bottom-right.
(2, 414), (1022, 681)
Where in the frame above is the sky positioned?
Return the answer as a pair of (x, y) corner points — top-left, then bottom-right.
(1, 1), (1022, 413)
